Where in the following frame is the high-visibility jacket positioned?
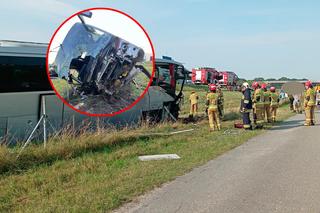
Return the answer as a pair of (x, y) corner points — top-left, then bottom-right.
(253, 88), (264, 107)
(263, 91), (271, 105)
(270, 93), (279, 107)
(304, 88), (316, 107)
(206, 92), (218, 110)
(189, 93), (199, 105)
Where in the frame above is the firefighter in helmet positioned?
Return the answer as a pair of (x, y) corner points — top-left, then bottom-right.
(189, 90), (199, 118)
(252, 81), (265, 128)
(261, 83), (271, 123)
(217, 85), (224, 119)
(206, 84), (221, 131)
(270, 86), (279, 122)
(240, 82), (253, 130)
(304, 80), (316, 126)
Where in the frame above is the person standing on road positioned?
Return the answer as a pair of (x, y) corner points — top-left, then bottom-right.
(304, 81), (316, 126)
(240, 82), (253, 130)
(252, 82), (265, 128)
(261, 83), (271, 123)
(270, 86), (280, 122)
(189, 91), (199, 118)
(206, 84), (221, 131)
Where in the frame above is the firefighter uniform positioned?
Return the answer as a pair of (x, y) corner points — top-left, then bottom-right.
(263, 90), (272, 122)
(253, 88), (265, 126)
(218, 88), (224, 119)
(240, 86), (253, 129)
(304, 87), (316, 126)
(189, 91), (199, 117)
(270, 92), (279, 122)
(207, 92), (220, 131)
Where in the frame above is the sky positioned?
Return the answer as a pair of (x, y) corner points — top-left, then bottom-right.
(1, 0), (319, 80)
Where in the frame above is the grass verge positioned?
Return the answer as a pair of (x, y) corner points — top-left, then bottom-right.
(0, 90), (294, 212)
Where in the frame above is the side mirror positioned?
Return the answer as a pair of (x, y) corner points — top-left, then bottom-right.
(80, 11), (92, 18)
(175, 66), (186, 80)
(78, 11), (93, 30)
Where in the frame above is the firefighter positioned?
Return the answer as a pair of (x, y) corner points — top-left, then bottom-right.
(270, 86), (279, 122)
(206, 84), (221, 131)
(252, 81), (265, 128)
(240, 82), (253, 130)
(261, 83), (271, 123)
(217, 86), (224, 119)
(304, 80), (316, 126)
(189, 91), (199, 118)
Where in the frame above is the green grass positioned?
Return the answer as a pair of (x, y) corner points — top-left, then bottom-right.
(179, 85), (242, 118)
(0, 88), (294, 212)
(51, 79), (73, 98)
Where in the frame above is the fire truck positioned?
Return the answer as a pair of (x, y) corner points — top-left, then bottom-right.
(191, 67), (220, 84)
(218, 71), (238, 89)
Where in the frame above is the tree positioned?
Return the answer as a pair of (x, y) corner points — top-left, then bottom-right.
(278, 77), (290, 81)
(253, 77), (265, 81)
(237, 78), (247, 86)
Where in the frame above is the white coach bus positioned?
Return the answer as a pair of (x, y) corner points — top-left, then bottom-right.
(0, 40), (187, 144)
(0, 40), (148, 144)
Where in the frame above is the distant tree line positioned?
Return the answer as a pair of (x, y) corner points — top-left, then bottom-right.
(237, 77), (308, 85)
(252, 77), (308, 81)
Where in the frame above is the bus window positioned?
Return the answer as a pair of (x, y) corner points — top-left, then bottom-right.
(0, 56), (52, 93)
(155, 64), (176, 96)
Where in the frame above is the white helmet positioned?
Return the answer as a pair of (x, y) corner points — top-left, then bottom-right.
(242, 82), (249, 88)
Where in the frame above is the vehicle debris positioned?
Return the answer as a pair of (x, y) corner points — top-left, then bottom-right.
(138, 154), (181, 161)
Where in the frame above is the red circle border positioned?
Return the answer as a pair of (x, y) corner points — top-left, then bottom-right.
(46, 7), (155, 117)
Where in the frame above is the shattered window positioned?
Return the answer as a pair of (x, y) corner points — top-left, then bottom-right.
(157, 66), (171, 85)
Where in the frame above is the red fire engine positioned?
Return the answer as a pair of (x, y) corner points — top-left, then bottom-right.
(218, 71), (238, 89)
(191, 67), (220, 84)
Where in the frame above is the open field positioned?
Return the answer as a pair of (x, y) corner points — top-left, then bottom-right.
(0, 87), (294, 212)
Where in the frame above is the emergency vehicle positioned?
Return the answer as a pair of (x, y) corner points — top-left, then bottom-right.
(191, 67), (220, 84)
(218, 71), (238, 89)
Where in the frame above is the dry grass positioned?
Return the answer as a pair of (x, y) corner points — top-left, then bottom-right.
(0, 88), (294, 212)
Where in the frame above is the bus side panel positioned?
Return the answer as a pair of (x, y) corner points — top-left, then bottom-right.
(40, 94), (64, 130)
(0, 92), (41, 143)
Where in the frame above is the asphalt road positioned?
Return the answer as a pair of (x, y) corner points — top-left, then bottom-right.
(116, 110), (320, 213)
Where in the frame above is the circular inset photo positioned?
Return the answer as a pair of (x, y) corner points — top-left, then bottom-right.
(47, 8), (154, 116)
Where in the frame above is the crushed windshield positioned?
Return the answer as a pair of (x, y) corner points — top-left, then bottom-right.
(54, 23), (114, 78)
